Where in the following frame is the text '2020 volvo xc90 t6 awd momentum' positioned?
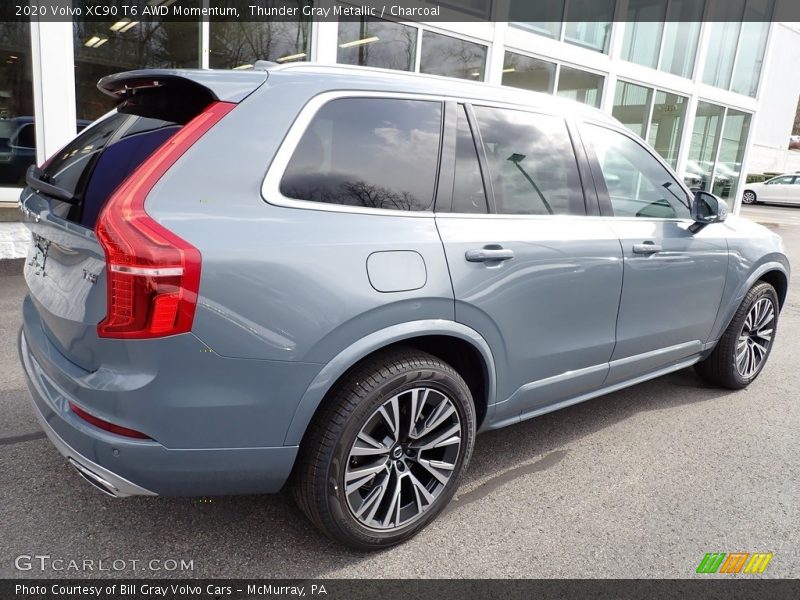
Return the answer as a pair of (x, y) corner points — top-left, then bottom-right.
(18, 63), (789, 549)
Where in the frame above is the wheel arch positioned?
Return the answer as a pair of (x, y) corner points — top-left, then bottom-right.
(283, 321), (497, 446)
(758, 268), (788, 308)
(709, 260), (790, 346)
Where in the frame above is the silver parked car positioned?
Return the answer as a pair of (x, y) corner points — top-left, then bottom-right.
(743, 173), (800, 205)
(18, 64), (790, 549)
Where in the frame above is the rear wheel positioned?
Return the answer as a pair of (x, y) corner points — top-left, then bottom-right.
(742, 190), (758, 204)
(695, 282), (779, 389)
(292, 348), (476, 550)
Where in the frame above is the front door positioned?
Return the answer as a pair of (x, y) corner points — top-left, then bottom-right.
(580, 122), (729, 384)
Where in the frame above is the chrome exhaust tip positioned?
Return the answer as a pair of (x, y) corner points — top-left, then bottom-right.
(68, 458), (120, 498)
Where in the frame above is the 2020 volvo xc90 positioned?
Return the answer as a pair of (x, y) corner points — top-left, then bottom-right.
(18, 63), (789, 549)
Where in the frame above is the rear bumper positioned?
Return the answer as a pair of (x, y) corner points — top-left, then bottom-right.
(27, 392), (156, 497)
(19, 328), (299, 496)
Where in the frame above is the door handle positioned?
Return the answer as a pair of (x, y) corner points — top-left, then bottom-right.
(465, 247), (515, 263)
(632, 242), (663, 255)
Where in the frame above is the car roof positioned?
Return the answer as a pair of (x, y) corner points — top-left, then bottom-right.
(268, 62), (614, 123)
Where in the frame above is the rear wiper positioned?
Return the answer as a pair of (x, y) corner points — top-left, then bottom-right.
(26, 165), (78, 204)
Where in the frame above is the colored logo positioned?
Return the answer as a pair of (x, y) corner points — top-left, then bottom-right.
(696, 552), (773, 574)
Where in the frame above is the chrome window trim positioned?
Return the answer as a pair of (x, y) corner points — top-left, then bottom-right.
(261, 90), (449, 218)
(261, 89), (622, 219)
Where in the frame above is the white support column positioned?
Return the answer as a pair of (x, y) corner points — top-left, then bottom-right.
(200, 0), (210, 69)
(30, 19), (77, 164)
(313, 21), (339, 63)
(600, 22), (626, 115)
(675, 93), (699, 183)
(485, 21), (507, 85)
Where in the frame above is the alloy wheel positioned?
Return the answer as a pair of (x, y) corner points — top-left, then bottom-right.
(743, 191), (756, 204)
(343, 387), (462, 531)
(736, 297), (775, 378)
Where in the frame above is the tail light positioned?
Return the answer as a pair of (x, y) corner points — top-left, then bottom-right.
(95, 101), (235, 339)
(70, 402), (150, 439)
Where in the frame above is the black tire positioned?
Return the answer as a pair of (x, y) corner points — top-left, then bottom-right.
(742, 190), (758, 204)
(695, 282), (779, 389)
(291, 347), (476, 550)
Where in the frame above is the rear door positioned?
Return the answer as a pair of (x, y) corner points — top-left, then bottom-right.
(435, 104), (623, 421)
(579, 122), (728, 384)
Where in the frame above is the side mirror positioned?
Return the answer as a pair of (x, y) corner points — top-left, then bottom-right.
(690, 190), (727, 232)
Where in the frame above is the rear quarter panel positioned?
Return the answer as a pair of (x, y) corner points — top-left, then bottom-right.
(143, 76), (456, 364)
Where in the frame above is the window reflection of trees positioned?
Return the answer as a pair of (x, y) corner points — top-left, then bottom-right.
(210, 21), (311, 68)
(74, 20), (199, 119)
(338, 19), (416, 72)
(280, 99), (441, 212)
(0, 23), (33, 119)
(420, 31), (486, 81)
(283, 180), (423, 211)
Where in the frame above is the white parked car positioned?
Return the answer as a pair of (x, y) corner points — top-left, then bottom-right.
(743, 174), (800, 205)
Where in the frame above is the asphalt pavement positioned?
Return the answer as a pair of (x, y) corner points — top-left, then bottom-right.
(1, 204), (798, 578)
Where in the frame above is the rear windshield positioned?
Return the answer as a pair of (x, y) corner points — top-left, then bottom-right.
(41, 112), (182, 228)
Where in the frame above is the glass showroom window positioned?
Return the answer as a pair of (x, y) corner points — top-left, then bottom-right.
(0, 22), (35, 188)
(337, 17), (417, 71)
(621, 0), (703, 78)
(211, 18), (311, 70)
(713, 109), (751, 200)
(74, 17), (200, 120)
(501, 51), (556, 93)
(557, 66), (603, 108)
(648, 91), (687, 168)
(419, 31), (487, 81)
(703, 0), (774, 97)
(612, 81), (687, 168)
(686, 102), (751, 202)
(612, 81), (652, 138)
(509, 0), (615, 53)
(686, 102), (724, 192)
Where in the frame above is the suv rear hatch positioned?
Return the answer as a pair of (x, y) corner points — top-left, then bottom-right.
(19, 69), (266, 372)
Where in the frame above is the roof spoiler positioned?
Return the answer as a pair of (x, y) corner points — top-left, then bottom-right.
(97, 69), (269, 103)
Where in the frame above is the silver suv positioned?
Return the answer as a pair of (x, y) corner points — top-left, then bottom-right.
(18, 64), (789, 549)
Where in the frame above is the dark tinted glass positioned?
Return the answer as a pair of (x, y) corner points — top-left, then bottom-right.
(41, 112), (181, 227)
(16, 124), (36, 149)
(280, 98), (442, 211)
(452, 106), (487, 214)
(472, 107), (584, 216)
(583, 124), (691, 219)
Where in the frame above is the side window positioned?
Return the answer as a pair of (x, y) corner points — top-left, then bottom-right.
(583, 123), (691, 219)
(280, 98), (442, 211)
(767, 176), (792, 185)
(15, 124), (36, 149)
(472, 106), (585, 216)
(451, 105), (487, 213)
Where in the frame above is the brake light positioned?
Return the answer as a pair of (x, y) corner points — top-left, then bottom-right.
(95, 101), (235, 338)
(69, 402), (150, 439)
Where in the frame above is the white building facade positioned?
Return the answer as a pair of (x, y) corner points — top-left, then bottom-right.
(1, 0), (799, 261)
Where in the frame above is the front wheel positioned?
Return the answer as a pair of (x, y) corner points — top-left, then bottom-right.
(695, 282), (779, 389)
(742, 190), (758, 204)
(292, 348), (476, 550)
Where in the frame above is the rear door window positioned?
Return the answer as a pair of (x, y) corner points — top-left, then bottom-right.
(280, 97), (442, 212)
(472, 106), (585, 216)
